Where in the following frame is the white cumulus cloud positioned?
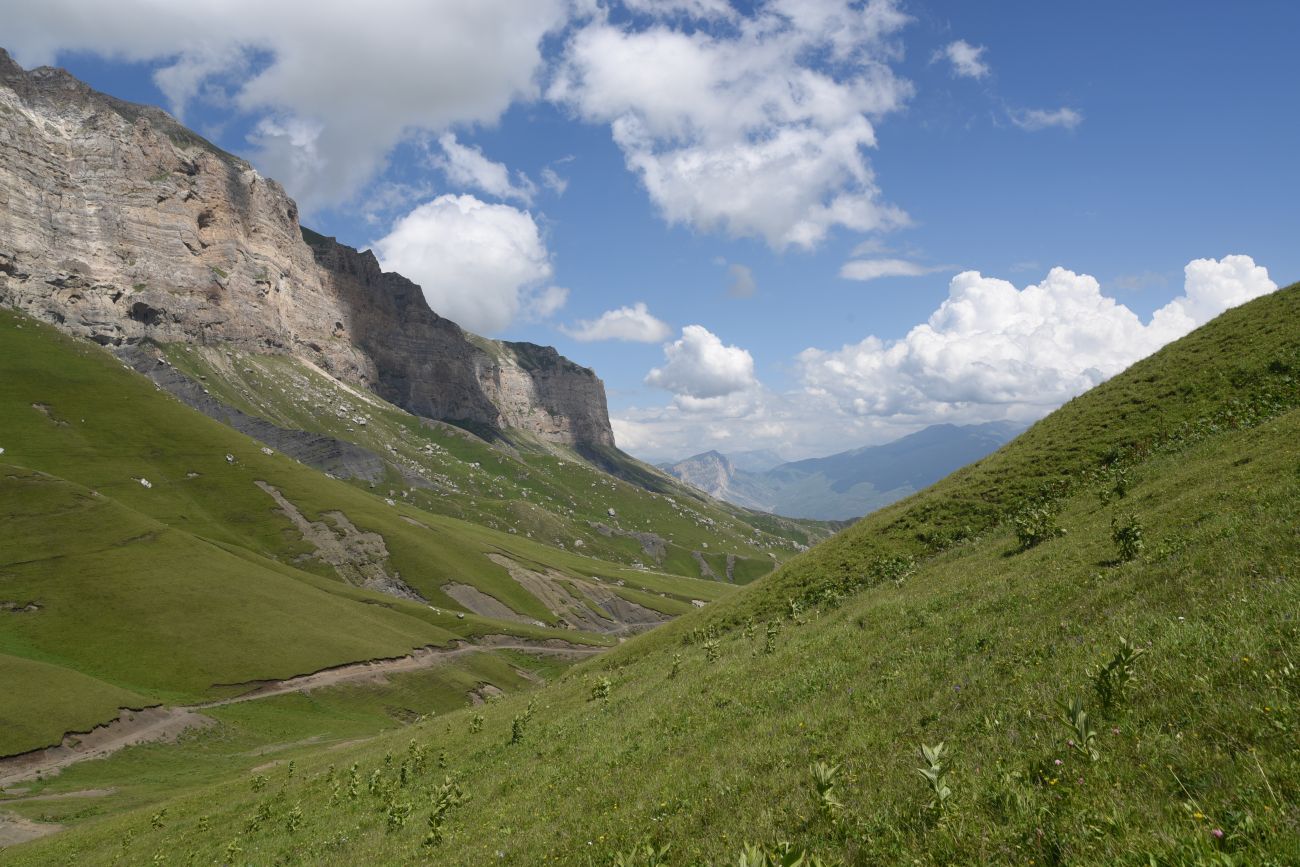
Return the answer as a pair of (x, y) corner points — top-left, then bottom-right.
(2, 0), (570, 212)
(799, 255), (1277, 421)
(372, 194), (560, 335)
(646, 325), (758, 399)
(435, 133), (536, 204)
(936, 39), (989, 79)
(550, 0), (913, 249)
(840, 258), (951, 281)
(616, 255), (1278, 461)
(561, 302), (672, 342)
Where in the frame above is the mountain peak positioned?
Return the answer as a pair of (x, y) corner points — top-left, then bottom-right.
(0, 48), (614, 449)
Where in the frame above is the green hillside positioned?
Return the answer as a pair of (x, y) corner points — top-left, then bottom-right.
(6, 287), (1296, 864)
(153, 340), (830, 580)
(0, 309), (736, 757)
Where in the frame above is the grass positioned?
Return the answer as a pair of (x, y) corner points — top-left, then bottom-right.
(158, 342), (830, 581)
(0, 309), (729, 753)
(0, 655), (148, 756)
(4, 286), (1297, 864)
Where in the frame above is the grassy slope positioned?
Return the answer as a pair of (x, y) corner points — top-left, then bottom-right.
(0, 310), (728, 754)
(159, 345), (830, 579)
(9, 285), (1297, 865)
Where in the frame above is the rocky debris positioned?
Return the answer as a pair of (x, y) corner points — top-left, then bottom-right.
(589, 522), (668, 562)
(467, 683), (505, 706)
(119, 346), (390, 484)
(482, 553), (667, 635)
(441, 583), (538, 626)
(0, 50), (614, 449)
(253, 481), (425, 603)
(692, 551), (718, 580)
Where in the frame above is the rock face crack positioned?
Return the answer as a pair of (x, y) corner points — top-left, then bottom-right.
(253, 480), (424, 602)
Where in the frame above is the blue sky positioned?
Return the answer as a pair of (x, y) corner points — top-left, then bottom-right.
(7, 1), (1297, 460)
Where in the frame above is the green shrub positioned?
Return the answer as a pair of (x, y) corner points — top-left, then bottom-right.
(1013, 505), (1065, 550)
(1111, 514), (1145, 562)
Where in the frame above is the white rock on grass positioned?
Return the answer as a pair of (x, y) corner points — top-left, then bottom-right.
(139, 478), (152, 488)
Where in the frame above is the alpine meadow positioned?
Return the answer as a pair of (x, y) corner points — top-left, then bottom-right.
(1, 3), (1297, 866)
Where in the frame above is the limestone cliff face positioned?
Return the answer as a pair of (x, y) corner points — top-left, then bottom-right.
(0, 48), (614, 447)
(306, 236), (613, 445)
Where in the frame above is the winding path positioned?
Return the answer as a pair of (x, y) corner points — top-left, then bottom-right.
(0, 638), (603, 790)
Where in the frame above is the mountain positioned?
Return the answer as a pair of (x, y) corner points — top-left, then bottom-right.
(10, 276), (1295, 864)
(724, 448), (787, 473)
(0, 47), (839, 823)
(664, 421), (1022, 520)
(0, 48), (610, 448)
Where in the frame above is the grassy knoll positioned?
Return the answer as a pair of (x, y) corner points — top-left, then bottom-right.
(7, 288), (1297, 864)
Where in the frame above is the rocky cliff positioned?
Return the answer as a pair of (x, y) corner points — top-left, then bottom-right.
(0, 48), (614, 447)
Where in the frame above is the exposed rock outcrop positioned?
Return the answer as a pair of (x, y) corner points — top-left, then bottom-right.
(0, 48), (614, 447)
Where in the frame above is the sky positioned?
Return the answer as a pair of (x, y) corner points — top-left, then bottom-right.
(5, 1), (1298, 462)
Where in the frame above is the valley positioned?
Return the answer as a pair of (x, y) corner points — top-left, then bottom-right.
(1, 16), (1297, 867)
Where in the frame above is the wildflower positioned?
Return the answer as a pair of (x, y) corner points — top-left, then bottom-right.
(1053, 759), (1063, 766)
(1211, 828), (1224, 839)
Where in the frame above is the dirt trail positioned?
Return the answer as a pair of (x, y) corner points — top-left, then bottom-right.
(0, 812), (62, 848)
(0, 638), (602, 791)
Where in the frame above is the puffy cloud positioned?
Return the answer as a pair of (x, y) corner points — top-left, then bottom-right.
(840, 258), (951, 281)
(435, 133), (536, 204)
(550, 0), (913, 249)
(527, 286), (571, 320)
(727, 263), (757, 298)
(618, 255), (1277, 461)
(799, 255), (1277, 420)
(936, 39), (989, 80)
(3, 0), (570, 212)
(1010, 106), (1084, 131)
(561, 302), (672, 342)
(611, 386), (914, 462)
(1148, 255), (1276, 341)
(646, 325), (758, 399)
(372, 195), (559, 335)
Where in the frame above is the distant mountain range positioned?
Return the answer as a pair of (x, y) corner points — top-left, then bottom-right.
(661, 421), (1023, 520)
